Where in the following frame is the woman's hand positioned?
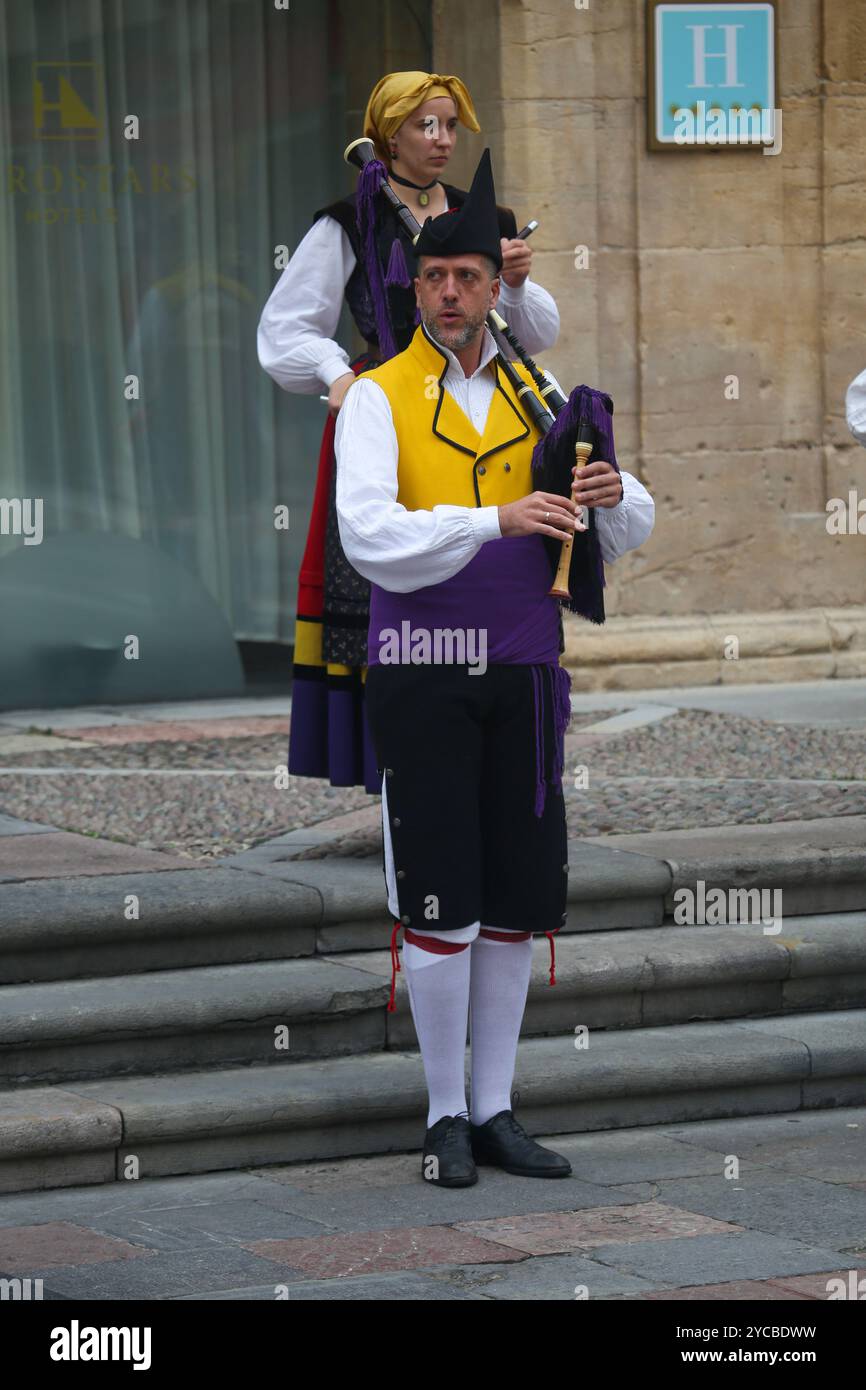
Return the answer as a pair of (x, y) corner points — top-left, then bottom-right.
(499, 236), (532, 289)
(327, 371), (357, 417)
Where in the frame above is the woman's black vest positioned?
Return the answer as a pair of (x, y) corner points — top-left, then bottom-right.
(313, 183), (519, 355)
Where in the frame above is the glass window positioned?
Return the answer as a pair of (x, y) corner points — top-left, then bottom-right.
(0, 0), (431, 706)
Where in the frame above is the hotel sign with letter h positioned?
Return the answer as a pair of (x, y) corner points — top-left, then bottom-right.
(647, 2), (779, 153)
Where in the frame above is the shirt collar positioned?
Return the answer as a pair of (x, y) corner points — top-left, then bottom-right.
(421, 321), (499, 381)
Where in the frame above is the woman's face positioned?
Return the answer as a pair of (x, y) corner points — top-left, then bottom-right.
(390, 96), (459, 179)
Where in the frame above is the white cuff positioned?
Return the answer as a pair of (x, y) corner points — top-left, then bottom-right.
(497, 276), (528, 304)
(318, 354), (354, 389)
(470, 505), (503, 542)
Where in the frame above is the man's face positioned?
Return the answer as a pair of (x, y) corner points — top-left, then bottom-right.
(415, 254), (500, 352)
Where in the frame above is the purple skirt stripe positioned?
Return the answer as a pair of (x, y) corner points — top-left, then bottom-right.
(288, 672), (383, 795)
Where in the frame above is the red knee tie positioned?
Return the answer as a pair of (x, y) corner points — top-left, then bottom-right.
(388, 923), (471, 1010)
(478, 926), (558, 987)
(387, 922), (559, 1009)
(545, 929), (560, 986)
(387, 920), (402, 1012)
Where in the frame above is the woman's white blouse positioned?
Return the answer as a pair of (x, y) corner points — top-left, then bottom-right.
(846, 367), (866, 446)
(256, 212), (562, 395)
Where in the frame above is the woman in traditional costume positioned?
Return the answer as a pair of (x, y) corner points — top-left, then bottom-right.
(257, 70), (561, 793)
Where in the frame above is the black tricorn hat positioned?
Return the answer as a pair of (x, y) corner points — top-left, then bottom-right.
(414, 147), (503, 272)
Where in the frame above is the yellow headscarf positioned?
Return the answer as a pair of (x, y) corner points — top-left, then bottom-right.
(363, 71), (480, 165)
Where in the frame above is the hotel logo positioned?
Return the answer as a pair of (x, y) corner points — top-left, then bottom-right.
(33, 61), (103, 140)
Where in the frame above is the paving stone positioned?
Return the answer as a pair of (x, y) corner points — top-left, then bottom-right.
(0, 812), (58, 834)
(174, 1271), (488, 1300)
(0, 708), (146, 730)
(662, 1107), (866, 1181)
(0, 1171), (294, 1226)
(5, 690), (866, 861)
(0, 1221), (154, 1271)
(643, 1279), (816, 1300)
(83, 1199), (330, 1253)
(425, 1253), (659, 1300)
(581, 1232), (848, 1287)
(768, 1268), (866, 1299)
(244, 1225), (528, 1279)
(653, 1171), (866, 1249)
(253, 1153), (420, 1192)
(546, 1129), (736, 1184)
(113, 699), (290, 723)
(60, 717), (289, 744)
(0, 734), (95, 754)
(381, 1180), (656, 1234)
(454, 1200), (739, 1255)
(0, 832), (201, 881)
(21, 1247), (308, 1300)
(233, 1167), (652, 1234)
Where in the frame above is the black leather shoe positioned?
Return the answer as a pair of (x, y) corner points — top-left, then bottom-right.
(421, 1114), (478, 1187)
(470, 1107), (572, 1178)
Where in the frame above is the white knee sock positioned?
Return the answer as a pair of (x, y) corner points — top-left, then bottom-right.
(402, 923), (479, 1128)
(469, 926), (534, 1126)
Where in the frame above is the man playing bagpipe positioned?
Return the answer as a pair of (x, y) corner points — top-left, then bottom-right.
(335, 148), (655, 1187)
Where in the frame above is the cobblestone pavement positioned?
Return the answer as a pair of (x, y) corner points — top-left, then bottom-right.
(0, 704), (863, 860)
(0, 1108), (862, 1302)
(563, 708), (866, 838)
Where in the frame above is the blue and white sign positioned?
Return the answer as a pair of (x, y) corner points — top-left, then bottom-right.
(651, 3), (776, 147)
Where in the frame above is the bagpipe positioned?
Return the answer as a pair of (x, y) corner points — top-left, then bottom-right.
(344, 137), (621, 624)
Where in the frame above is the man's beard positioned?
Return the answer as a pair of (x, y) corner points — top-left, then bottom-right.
(422, 305), (487, 351)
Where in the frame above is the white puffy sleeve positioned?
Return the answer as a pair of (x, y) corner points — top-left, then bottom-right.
(256, 215), (357, 394)
(497, 275), (560, 356)
(846, 367), (866, 446)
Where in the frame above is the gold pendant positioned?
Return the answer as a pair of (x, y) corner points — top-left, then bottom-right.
(418, 191), (429, 206)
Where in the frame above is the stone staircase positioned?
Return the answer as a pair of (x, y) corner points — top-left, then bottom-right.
(1, 816), (865, 1195)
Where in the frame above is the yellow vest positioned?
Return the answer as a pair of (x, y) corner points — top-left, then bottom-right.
(359, 323), (544, 509)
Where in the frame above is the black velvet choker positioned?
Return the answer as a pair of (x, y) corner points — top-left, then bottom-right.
(388, 169), (438, 206)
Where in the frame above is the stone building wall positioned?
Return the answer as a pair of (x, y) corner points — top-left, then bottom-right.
(433, 0), (866, 686)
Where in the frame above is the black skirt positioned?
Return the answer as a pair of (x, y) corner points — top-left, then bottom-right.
(364, 661), (569, 934)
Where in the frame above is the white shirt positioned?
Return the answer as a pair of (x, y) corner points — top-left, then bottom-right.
(335, 324), (655, 593)
(256, 210), (561, 394)
(846, 367), (866, 446)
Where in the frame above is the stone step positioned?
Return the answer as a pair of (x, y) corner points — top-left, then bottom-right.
(3, 816), (866, 984)
(2, 914), (864, 1088)
(0, 958), (388, 1088)
(585, 816), (866, 917)
(0, 843), (672, 984)
(1, 1009), (863, 1194)
(378, 912), (866, 1048)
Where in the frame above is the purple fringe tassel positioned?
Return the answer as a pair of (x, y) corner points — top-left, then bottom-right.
(384, 237), (412, 289)
(531, 384), (622, 623)
(532, 666), (546, 817)
(551, 663), (573, 793)
(355, 158), (398, 360)
(531, 662), (573, 818)
(530, 384), (619, 479)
